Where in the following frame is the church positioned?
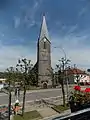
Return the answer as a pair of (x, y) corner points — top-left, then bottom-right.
(34, 15), (53, 88)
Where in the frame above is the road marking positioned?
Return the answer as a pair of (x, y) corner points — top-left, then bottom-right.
(0, 95), (67, 107)
(0, 93), (8, 96)
(0, 89), (61, 96)
(0, 87), (72, 97)
(27, 88), (62, 92)
(12, 88), (61, 94)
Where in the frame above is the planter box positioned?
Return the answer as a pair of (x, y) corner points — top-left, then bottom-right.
(70, 102), (90, 113)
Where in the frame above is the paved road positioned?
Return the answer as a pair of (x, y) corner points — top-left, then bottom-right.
(0, 87), (72, 105)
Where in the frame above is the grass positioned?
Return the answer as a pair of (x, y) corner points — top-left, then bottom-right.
(52, 104), (69, 113)
(13, 110), (42, 120)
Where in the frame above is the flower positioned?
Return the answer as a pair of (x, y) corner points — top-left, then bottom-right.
(74, 86), (81, 91)
(84, 88), (90, 92)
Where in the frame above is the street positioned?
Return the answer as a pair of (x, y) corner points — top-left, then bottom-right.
(0, 87), (72, 105)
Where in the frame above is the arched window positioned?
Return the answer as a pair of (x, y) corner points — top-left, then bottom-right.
(44, 41), (46, 49)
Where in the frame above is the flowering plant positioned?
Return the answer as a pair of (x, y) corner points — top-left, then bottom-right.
(69, 85), (90, 112)
(74, 85), (81, 91)
(84, 88), (90, 92)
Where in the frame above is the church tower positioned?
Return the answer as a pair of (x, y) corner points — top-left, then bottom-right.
(37, 15), (52, 88)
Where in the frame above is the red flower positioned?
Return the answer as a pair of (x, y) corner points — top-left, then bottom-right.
(74, 86), (81, 91)
(85, 88), (90, 92)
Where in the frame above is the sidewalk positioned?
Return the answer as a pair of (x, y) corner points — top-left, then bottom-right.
(24, 104), (71, 120)
(10, 103), (71, 120)
(10, 109), (71, 120)
(40, 109), (71, 120)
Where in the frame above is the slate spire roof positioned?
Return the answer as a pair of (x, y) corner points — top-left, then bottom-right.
(39, 15), (50, 41)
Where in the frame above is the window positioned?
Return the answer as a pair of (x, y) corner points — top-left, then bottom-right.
(44, 41), (46, 49)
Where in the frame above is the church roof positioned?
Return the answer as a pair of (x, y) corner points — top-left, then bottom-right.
(39, 15), (50, 41)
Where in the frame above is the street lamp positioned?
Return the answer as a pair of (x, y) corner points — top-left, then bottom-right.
(54, 46), (69, 102)
(54, 46), (66, 61)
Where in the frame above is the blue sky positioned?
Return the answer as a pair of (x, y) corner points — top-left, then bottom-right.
(0, 0), (90, 71)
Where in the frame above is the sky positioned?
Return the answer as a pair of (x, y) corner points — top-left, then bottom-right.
(0, 0), (90, 71)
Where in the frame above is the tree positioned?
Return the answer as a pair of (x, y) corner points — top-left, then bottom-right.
(16, 58), (33, 116)
(5, 67), (16, 86)
(6, 67), (15, 120)
(27, 68), (38, 86)
(56, 57), (70, 106)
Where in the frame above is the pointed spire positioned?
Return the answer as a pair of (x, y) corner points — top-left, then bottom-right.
(39, 15), (50, 41)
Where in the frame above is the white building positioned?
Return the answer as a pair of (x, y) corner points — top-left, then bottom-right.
(67, 68), (90, 85)
(0, 78), (6, 91)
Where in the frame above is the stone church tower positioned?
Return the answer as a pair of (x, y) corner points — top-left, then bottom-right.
(37, 15), (52, 88)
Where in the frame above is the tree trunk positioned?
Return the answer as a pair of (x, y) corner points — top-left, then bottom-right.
(8, 91), (11, 120)
(61, 82), (66, 107)
(52, 75), (54, 88)
(62, 62), (66, 107)
(22, 86), (26, 116)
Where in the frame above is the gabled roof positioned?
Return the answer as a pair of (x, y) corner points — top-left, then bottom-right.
(39, 15), (50, 42)
(66, 68), (86, 75)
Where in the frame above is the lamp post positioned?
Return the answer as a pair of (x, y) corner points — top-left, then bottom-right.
(54, 46), (67, 60)
(54, 46), (69, 102)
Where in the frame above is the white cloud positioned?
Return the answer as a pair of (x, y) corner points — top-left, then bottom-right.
(52, 47), (90, 71)
(51, 34), (90, 71)
(66, 24), (78, 34)
(78, 8), (86, 17)
(28, 20), (36, 28)
(0, 34), (89, 72)
(14, 0), (42, 28)
(33, 0), (39, 9)
(78, 5), (88, 17)
(0, 45), (36, 71)
(14, 16), (20, 28)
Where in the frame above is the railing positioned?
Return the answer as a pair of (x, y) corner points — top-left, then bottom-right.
(52, 108), (90, 120)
